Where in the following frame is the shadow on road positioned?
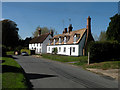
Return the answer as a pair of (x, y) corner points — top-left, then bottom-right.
(26, 73), (58, 80)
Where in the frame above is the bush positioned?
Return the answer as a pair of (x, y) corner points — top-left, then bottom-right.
(21, 49), (30, 55)
(88, 41), (120, 62)
(52, 47), (58, 54)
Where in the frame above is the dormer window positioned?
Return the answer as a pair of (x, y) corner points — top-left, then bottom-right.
(74, 34), (80, 43)
(59, 37), (61, 44)
(64, 36), (67, 44)
(54, 39), (55, 45)
(59, 36), (64, 44)
(74, 34), (77, 43)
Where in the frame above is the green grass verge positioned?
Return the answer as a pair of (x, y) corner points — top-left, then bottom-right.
(42, 54), (88, 63)
(6, 51), (14, 55)
(84, 61), (120, 69)
(1, 57), (28, 88)
(42, 54), (120, 69)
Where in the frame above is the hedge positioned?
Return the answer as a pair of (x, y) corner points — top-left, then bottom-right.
(21, 49), (31, 55)
(88, 41), (120, 62)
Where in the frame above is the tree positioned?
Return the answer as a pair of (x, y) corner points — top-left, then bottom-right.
(98, 31), (107, 41)
(24, 37), (32, 47)
(18, 37), (32, 48)
(2, 19), (19, 48)
(32, 26), (57, 37)
(106, 14), (120, 43)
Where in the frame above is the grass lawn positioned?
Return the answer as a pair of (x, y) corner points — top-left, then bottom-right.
(1, 57), (28, 88)
(83, 61), (120, 69)
(42, 54), (120, 69)
(42, 54), (88, 63)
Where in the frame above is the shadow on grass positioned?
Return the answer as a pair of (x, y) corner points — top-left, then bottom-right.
(0, 60), (5, 64)
(2, 65), (23, 73)
(2, 65), (33, 89)
(7, 55), (18, 59)
(26, 73), (57, 80)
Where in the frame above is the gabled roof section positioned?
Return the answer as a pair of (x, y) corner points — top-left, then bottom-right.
(30, 33), (50, 44)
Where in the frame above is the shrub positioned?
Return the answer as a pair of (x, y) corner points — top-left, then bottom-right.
(21, 49), (30, 55)
(88, 41), (120, 62)
(52, 47), (58, 54)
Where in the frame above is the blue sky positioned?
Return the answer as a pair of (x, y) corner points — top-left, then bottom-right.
(2, 2), (118, 39)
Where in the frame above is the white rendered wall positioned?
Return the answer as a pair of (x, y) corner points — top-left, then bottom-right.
(47, 44), (79, 56)
(29, 43), (42, 54)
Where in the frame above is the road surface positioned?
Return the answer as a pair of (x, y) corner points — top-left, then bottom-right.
(14, 55), (118, 89)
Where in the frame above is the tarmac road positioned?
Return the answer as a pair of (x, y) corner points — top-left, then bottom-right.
(14, 55), (118, 89)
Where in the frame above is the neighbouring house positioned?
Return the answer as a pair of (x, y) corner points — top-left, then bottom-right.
(29, 28), (53, 54)
(47, 16), (94, 56)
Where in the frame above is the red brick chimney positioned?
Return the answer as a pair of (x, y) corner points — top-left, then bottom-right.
(87, 16), (91, 37)
(50, 30), (53, 37)
(38, 28), (41, 36)
(68, 24), (73, 33)
(83, 16), (92, 56)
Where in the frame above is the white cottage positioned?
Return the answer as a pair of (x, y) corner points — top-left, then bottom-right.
(47, 16), (94, 56)
(29, 29), (53, 54)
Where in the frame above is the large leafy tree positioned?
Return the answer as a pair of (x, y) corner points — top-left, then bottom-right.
(32, 26), (57, 37)
(2, 19), (19, 48)
(106, 14), (120, 43)
(98, 31), (107, 41)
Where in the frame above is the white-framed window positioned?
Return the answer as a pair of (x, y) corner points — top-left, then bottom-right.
(59, 37), (61, 44)
(54, 39), (55, 45)
(48, 47), (50, 51)
(40, 48), (41, 53)
(74, 35), (77, 43)
(64, 37), (66, 44)
(59, 47), (61, 52)
(73, 47), (75, 52)
(63, 47), (66, 52)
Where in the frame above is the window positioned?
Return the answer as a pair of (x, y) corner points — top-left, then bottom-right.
(59, 47), (61, 52)
(73, 47), (75, 52)
(64, 37), (66, 44)
(40, 49), (41, 53)
(59, 38), (61, 44)
(63, 47), (66, 52)
(54, 39), (55, 45)
(74, 35), (77, 43)
(48, 47), (50, 51)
